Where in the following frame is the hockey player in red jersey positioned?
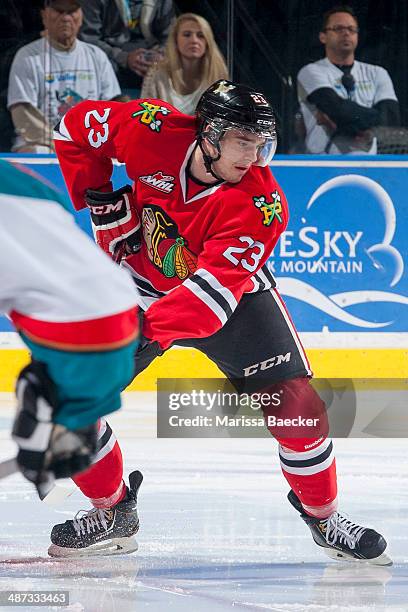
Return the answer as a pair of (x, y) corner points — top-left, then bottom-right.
(51, 80), (391, 564)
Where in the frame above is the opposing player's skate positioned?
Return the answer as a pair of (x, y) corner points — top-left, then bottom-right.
(288, 490), (392, 566)
(48, 471), (143, 557)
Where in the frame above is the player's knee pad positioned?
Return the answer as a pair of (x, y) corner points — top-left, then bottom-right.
(256, 376), (329, 448)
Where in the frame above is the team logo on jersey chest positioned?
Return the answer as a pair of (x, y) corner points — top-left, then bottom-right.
(253, 190), (283, 226)
(142, 204), (197, 280)
(131, 102), (170, 132)
(139, 171), (175, 194)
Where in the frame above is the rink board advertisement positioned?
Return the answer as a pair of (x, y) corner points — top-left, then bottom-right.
(0, 155), (407, 336)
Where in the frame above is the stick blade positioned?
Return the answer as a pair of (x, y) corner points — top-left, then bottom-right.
(0, 458), (19, 479)
(41, 481), (76, 507)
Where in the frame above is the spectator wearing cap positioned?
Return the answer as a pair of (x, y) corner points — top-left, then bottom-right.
(79, 0), (174, 93)
(297, 4), (400, 154)
(7, 0), (121, 152)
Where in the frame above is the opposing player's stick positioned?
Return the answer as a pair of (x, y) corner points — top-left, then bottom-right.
(0, 457), (18, 479)
(0, 456), (75, 505)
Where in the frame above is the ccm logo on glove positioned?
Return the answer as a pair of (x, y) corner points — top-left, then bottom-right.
(89, 201), (126, 215)
(85, 184), (141, 262)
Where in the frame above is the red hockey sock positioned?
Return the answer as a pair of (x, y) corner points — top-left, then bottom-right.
(279, 440), (338, 517)
(72, 419), (125, 508)
(260, 377), (338, 517)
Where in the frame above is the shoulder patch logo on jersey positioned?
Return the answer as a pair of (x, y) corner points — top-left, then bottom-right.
(142, 204), (197, 280)
(139, 171), (175, 194)
(131, 102), (171, 132)
(253, 190), (283, 226)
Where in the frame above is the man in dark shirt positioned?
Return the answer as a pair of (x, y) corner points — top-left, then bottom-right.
(79, 0), (174, 91)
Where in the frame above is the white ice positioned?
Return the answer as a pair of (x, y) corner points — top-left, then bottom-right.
(0, 392), (407, 612)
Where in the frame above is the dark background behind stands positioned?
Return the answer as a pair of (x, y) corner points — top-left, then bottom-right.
(1, 0), (408, 152)
(0, 0), (43, 152)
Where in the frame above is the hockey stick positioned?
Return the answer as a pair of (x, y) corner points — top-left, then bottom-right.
(0, 456), (75, 506)
(0, 457), (18, 479)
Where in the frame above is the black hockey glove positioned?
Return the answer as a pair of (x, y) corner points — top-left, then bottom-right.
(85, 184), (141, 263)
(12, 361), (98, 499)
(134, 334), (165, 377)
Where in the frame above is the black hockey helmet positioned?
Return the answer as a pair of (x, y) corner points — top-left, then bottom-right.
(196, 79), (277, 170)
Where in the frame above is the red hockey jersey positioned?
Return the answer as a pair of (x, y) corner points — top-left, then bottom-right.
(54, 99), (289, 349)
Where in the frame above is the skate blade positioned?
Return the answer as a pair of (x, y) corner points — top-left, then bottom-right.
(323, 547), (393, 566)
(48, 537), (138, 558)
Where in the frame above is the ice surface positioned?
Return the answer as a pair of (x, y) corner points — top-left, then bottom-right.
(1, 392), (407, 611)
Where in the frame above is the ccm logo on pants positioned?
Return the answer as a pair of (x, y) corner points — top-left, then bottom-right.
(243, 352), (291, 377)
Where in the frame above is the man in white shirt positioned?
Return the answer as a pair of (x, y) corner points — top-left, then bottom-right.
(8, 0), (121, 152)
(297, 5), (400, 154)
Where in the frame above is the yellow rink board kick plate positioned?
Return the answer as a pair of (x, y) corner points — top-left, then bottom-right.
(0, 347), (406, 392)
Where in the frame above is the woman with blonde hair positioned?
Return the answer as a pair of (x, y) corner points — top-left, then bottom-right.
(141, 13), (228, 114)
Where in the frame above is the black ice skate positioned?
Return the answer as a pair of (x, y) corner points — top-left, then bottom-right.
(48, 471), (143, 557)
(288, 490), (392, 566)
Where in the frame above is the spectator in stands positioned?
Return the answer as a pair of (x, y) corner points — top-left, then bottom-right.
(141, 13), (228, 115)
(7, 0), (121, 153)
(80, 0), (174, 93)
(297, 5), (400, 154)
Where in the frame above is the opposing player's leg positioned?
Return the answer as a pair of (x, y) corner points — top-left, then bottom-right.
(71, 419), (126, 507)
(48, 413), (145, 557)
(48, 419), (141, 556)
(0, 183), (144, 556)
(49, 469), (143, 557)
(48, 327), (161, 557)
(179, 287), (391, 565)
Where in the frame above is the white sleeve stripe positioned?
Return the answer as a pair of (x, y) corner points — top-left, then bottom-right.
(92, 432), (116, 464)
(97, 421), (107, 439)
(195, 268), (238, 311)
(53, 132), (71, 142)
(279, 437), (331, 460)
(184, 277), (228, 326)
(53, 115), (73, 142)
(256, 268), (273, 289)
(280, 453), (334, 476)
(248, 267), (274, 294)
(250, 276), (260, 293)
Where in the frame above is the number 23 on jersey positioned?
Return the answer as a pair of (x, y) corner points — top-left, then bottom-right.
(223, 236), (265, 273)
(84, 108), (111, 149)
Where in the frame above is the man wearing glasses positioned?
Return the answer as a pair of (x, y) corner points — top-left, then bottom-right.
(297, 5), (400, 154)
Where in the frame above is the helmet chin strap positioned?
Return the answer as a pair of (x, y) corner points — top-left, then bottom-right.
(197, 137), (225, 182)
